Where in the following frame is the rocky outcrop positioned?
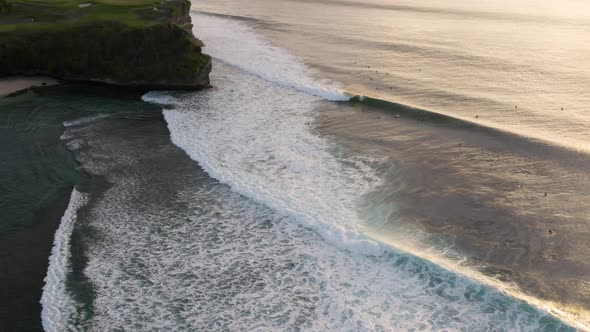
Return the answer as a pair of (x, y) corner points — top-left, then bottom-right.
(0, 0), (11, 13)
(0, 0), (211, 90)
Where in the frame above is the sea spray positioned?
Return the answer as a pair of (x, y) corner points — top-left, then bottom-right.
(144, 59), (385, 257)
(142, 22), (584, 325)
(63, 114), (111, 128)
(191, 12), (351, 102)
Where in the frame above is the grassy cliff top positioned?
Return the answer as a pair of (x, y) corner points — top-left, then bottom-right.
(0, 0), (211, 89)
(0, 0), (192, 33)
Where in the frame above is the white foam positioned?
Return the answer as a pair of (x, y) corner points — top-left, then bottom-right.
(135, 11), (578, 329)
(191, 12), (351, 102)
(41, 189), (87, 332)
(140, 91), (176, 106)
(143, 59), (576, 330)
(63, 114), (110, 127)
(146, 62), (384, 256)
(71, 116), (561, 330)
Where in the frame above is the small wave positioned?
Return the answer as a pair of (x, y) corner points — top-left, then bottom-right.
(41, 189), (87, 332)
(141, 91), (177, 107)
(63, 114), (110, 127)
(289, 0), (576, 25)
(350, 95), (590, 163)
(192, 10), (263, 23)
(192, 12), (351, 102)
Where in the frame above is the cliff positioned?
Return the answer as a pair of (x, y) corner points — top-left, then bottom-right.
(0, 0), (211, 89)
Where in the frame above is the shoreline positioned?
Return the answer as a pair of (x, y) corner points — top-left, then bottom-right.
(0, 76), (58, 97)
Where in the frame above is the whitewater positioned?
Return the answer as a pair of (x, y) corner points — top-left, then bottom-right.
(41, 189), (87, 332)
(144, 12), (574, 330)
(41, 10), (577, 332)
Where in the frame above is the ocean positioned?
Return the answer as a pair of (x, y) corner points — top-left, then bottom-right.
(2, 0), (590, 330)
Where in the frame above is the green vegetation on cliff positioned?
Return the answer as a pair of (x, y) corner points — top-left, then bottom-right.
(0, 0), (211, 88)
(0, 0), (11, 13)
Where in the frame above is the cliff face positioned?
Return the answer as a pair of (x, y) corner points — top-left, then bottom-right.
(0, 0), (10, 14)
(0, 0), (211, 89)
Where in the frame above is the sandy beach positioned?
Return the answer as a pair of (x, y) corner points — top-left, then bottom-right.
(0, 76), (58, 96)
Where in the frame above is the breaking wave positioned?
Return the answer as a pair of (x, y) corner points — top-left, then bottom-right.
(191, 12), (351, 102)
(41, 189), (87, 332)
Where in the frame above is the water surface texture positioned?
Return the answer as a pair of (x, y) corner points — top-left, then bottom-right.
(44, 62), (572, 331)
(0, 90), (83, 331)
(196, 0), (590, 152)
(32, 0), (590, 330)
(0, 88), (159, 331)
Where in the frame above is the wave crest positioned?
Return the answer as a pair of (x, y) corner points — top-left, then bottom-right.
(192, 12), (351, 102)
(41, 189), (87, 332)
